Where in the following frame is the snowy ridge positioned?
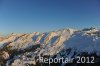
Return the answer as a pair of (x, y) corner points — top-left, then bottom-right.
(0, 28), (100, 66)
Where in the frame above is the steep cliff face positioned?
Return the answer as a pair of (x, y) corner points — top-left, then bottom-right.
(0, 28), (100, 66)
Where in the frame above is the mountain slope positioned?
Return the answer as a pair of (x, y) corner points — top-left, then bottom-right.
(0, 28), (100, 66)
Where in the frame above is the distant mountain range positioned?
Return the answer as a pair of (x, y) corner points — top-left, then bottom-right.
(0, 27), (100, 66)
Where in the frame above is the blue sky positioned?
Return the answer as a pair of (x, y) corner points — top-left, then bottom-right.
(0, 0), (100, 34)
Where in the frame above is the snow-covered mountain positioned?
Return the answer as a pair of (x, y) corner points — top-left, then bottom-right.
(0, 27), (100, 66)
